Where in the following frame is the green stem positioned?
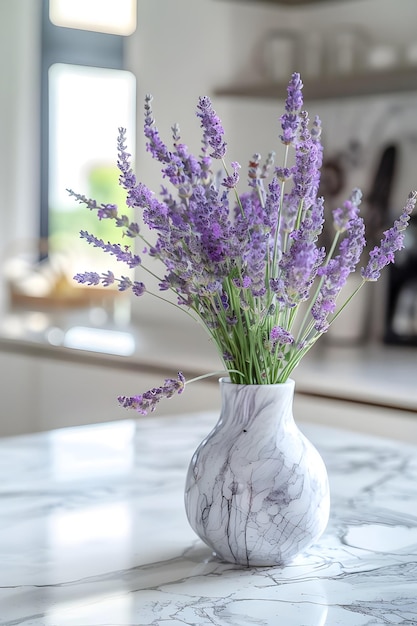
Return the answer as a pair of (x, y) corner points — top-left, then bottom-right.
(221, 157), (245, 219)
(144, 289), (199, 324)
(327, 278), (366, 326)
(185, 368), (245, 385)
(276, 145), (289, 241)
(291, 277), (367, 378)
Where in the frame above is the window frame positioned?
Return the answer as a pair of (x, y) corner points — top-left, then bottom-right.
(40, 0), (126, 254)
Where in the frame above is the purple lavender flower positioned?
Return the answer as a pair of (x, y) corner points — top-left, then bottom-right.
(232, 276), (252, 289)
(313, 216), (366, 332)
(311, 260), (350, 333)
(68, 186), (141, 241)
(234, 192), (269, 297)
(361, 191), (417, 281)
(222, 161), (241, 189)
(118, 127), (166, 221)
(118, 276), (132, 291)
(310, 116), (323, 199)
(269, 276), (285, 295)
(275, 167), (292, 181)
(333, 188), (362, 232)
(270, 326), (294, 345)
(144, 95), (193, 190)
(264, 177), (281, 232)
(278, 238), (324, 306)
(117, 127), (137, 187)
(67, 189), (98, 211)
(171, 123), (203, 191)
(79, 231), (141, 268)
(280, 112), (323, 233)
(97, 204), (118, 220)
(74, 272), (100, 286)
(280, 73), (303, 145)
(143, 94), (172, 164)
(118, 372), (185, 415)
(275, 196), (325, 306)
(132, 281), (146, 296)
(74, 271), (140, 294)
(196, 96), (227, 159)
(102, 271), (115, 286)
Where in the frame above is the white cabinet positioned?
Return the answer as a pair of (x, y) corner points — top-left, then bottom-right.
(0, 351), (219, 437)
(0, 352), (41, 436)
(294, 394), (417, 445)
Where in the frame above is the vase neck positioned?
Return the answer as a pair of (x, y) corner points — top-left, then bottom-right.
(219, 379), (295, 431)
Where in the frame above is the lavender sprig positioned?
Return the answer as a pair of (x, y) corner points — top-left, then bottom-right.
(78, 231), (141, 268)
(361, 191), (417, 281)
(196, 96), (227, 159)
(312, 216), (366, 333)
(118, 372), (185, 415)
(280, 73), (303, 146)
(74, 270), (146, 295)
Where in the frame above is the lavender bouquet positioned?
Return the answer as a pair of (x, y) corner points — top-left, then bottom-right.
(71, 73), (416, 414)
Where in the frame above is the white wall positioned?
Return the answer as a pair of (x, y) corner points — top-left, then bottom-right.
(0, 0), (41, 291)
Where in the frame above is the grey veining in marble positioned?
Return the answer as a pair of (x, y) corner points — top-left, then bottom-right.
(185, 379), (330, 566)
(0, 410), (416, 625)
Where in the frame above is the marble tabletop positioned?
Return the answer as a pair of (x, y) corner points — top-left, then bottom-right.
(1, 411), (417, 626)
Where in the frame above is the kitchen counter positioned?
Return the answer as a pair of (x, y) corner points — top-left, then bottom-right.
(1, 411), (416, 625)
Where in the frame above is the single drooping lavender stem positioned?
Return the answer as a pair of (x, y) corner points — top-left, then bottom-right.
(361, 190), (417, 281)
(118, 372), (185, 415)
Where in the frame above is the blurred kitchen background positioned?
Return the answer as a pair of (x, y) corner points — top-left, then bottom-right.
(0, 0), (416, 438)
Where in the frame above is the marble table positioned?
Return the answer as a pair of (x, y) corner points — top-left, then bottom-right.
(1, 410), (417, 625)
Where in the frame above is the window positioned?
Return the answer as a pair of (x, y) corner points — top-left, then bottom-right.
(41, 0), (136, 275)
(50, 0), (136, 36)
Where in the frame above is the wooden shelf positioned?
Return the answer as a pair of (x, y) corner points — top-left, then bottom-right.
(214, 67), (417, 101)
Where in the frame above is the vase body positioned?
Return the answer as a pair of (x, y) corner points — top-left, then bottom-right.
(184, 378), (330, 566)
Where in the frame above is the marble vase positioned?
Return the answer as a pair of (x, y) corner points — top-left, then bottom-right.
(184, 378), (330, 566)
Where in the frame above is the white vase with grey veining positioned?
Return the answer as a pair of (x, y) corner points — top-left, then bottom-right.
(184, 378), (330, 567)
